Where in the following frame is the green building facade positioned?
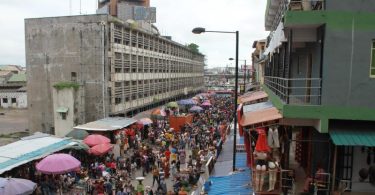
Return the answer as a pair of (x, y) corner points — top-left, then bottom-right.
(263, 0), (375, 193)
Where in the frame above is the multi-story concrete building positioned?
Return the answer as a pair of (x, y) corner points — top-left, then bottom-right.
(259, 0), (375, 193)
(0, 72), (27, 109)
(25, 14), (204, 134)
(251, 39), (266, 85)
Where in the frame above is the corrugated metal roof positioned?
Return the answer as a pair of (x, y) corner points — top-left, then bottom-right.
(0, 132), (74, 174)
(243, 101), (273, 113)
(8, 73), (26, 82)
(74, 117), (137, 131)
(330, 130), (375, 147)
(240, 107), (282, 127)
(238, 91), (267, 104)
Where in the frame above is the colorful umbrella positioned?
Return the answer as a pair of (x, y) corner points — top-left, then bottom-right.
(189, 106), (203, 112)
(36, 154), (81, 174)
(151, 108), (167, 120)
(0, 177), (36, 195)
(177, 99), (196, 105)
(151, 108), (166, 116)
(166, 101), (179, 108)
(66, 129), (89, 140)
(139, 118), (153, 125)
(89, 143), (113, 156)
(83, 134), (110, 146)
(201, 101), (212, 106)
(68, 140), (90, 151)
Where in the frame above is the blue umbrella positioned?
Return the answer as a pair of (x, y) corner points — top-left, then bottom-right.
(189, 106), (203, 112)
(177, 99), (196, 105)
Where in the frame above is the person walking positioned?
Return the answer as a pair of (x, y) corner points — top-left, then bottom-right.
(152, 166), (160, 187)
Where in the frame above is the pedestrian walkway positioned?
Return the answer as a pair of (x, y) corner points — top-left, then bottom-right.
(207, 153), (252, 195)
(207, 125), (253, 194)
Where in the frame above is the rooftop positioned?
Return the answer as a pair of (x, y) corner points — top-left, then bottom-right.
(8, 73), (26, 82)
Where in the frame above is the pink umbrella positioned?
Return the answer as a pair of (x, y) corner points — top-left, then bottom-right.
(201, 101), (212, 106)
(36, 154), (81, 174)
(89, 143), (113, 156)
(83, 134), (110, 146)
(139, 118), (153, 125)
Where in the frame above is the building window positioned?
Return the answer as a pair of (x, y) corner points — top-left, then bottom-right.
(115, 97), (121, 105)
(61, 113), (67, 120)
(371, 40), (375, 77)
(71, 72), (77, 81)
(11, 98), (16, 103)
(2, 98), (7, 103)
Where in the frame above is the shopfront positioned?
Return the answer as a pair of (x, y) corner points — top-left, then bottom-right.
(329, 120), (375, 194)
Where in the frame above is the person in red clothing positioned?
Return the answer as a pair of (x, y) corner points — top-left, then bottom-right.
(164, 149), (171, 161)
(95, 179), (105, 195)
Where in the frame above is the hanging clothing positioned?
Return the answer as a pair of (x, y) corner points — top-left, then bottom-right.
(268, 127), (280, 148)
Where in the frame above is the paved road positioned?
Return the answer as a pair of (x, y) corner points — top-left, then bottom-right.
(0, 109), (28, 134)
(0, 109), (29, 146)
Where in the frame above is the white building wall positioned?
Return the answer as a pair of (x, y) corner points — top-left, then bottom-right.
(52, 88), (75, 137)
(0, 92), (27, 108)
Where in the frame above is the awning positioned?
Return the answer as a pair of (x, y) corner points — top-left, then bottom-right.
(56, 107), (69, 113)
(0, 132), (75, 174)
(330, 130), (375, 147)
(74, 117), (137, 131)
(240, 101), (282, 128)
(243, 101), (273, 113)
(238, 91), (268, 104)
(240, 107), (282, 127)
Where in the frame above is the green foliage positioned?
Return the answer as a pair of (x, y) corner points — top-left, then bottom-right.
(187, 43), (201, 55)
(53, 82), (79, 90)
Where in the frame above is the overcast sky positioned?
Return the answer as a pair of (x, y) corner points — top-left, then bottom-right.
(0, 0), (268, 68)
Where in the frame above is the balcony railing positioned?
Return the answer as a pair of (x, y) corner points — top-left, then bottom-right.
(264, 76), (321, 105)
(289, 0), (324, 11)
(269, 0), (324, 31)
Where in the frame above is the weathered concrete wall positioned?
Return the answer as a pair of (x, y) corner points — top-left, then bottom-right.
(0, 92), (27, 108)
(52, 88), (75, 137)
(25, 15), (108, 133)
(25, 14), (205, 133)
(326, 0), (375, 12)
(321, 3), (375, 108)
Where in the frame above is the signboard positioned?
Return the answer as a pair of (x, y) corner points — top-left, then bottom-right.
(134, 6), (156, 23)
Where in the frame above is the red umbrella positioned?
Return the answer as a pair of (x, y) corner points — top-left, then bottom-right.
(89, 143), (113, 156)
(83, 134), (110, 147)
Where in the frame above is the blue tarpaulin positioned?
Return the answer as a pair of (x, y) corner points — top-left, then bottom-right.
(207, 153), (253, 195)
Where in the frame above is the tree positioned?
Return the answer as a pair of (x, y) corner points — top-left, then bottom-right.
(187, 43), (200, 54)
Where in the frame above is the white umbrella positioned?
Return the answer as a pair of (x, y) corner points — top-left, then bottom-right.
(0, 177), (36, 195)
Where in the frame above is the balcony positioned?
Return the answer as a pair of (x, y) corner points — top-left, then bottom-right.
(265, 0), (324, 31)
(264, 76), (321, 105)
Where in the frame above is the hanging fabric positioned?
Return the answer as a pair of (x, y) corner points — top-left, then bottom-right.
(267, 126), (280, 148)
